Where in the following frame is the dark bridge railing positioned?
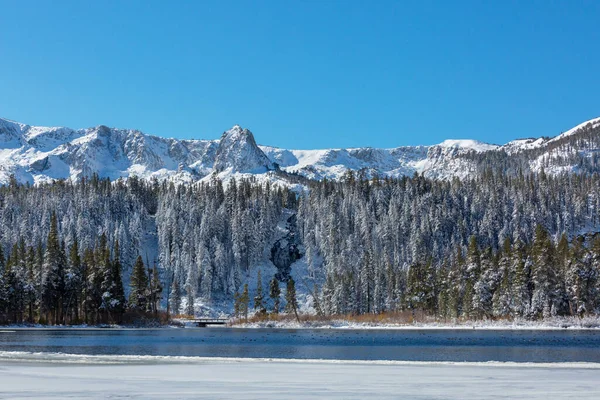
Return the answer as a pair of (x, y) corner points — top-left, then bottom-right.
(190, 318), (229, 327)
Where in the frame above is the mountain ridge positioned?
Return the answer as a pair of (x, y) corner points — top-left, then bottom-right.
(1, 116), (600, 185)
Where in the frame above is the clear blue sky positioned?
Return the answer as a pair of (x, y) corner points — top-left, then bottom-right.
(1, 1), (599, 149)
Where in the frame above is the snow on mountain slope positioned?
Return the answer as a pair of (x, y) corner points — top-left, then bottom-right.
(437, 139), (499, 152)
(549, 117), (600, 143)
(502, 117), (600, 154)
(502, 117), (600, 175)
(213, 125), (273, 174)
(1, 116), (599, 185)
(502, 137), (547, 154)
(260, 146), (428, 180)
(0, 118), (219, 185)
(261, 139), (494, 181)
(0, 118), (27, 149)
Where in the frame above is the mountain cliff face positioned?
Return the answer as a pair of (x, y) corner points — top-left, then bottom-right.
(213, 125), (273, 173)
(1, 116), (600, 185)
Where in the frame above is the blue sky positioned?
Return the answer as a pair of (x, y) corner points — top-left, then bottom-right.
(1, 1), (599, 149)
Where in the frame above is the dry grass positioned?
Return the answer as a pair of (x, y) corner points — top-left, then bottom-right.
(172, 314), (196, 320)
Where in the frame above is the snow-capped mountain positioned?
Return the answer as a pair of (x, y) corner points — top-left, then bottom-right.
(213, 125), (274, 174)
(1, 116), (600, 185)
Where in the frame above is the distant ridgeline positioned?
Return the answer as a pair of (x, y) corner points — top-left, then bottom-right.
(2, 116), (600, 185)
(0, 169), (600, 324)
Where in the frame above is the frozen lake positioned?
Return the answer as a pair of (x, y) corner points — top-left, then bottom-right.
(0, 356), (599, 399)
(1, 328), (600, 362)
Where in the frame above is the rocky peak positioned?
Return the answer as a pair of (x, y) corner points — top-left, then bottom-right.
(0, 118), (26, 148)
(213, 125), (273, 173)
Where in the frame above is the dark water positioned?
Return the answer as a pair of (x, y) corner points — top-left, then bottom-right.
(1, 328), (599, 362)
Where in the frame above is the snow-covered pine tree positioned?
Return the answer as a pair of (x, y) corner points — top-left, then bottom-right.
(269, 275), (281, 314)
(566, 236), (592, 317)
(148, 263), (163, 315)
(492, 237), (512, 318)
(530, 225), (559, 319)
(64, 237), (82, 323)
(285, 277), (299, 322)
(106, 240), (126, 323)
(129, 255), (148, 311)
(40, 212), (66, 325)
(239, 284), (249, 321)
(253, 269), (265, 315)
(169, 278), (181, 316)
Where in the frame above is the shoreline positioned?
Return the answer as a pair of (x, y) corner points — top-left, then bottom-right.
(229, 316), (600, 330)
(3, 325), (599, 331)
(2, 315), (600, 331)
(231, 323), (600, 331)
(1, 350), (600, 367)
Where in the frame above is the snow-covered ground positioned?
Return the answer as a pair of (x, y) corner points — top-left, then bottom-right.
(0, 353), (598, 399)
(235, 316), (600, 330)
(3, 315), (600, 330)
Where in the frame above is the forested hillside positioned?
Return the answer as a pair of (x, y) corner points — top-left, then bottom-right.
(1, 169), (599, 324)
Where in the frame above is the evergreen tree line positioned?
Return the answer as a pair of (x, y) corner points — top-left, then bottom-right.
(232, 271), (299, 322)
(319, 229), (600, 319)
(0, 211), (162, 325)
(300, 170), (600, 319)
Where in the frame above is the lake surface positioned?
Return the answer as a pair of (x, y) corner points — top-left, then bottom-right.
(1, 328), (599, 363)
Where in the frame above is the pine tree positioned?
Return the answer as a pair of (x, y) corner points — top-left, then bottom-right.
(473, 247), (494, 319)
(65, 237), (82, 323)
(82, 247), (99, 324)
(511, 239), (530, 317)
(285, 277), (299, 322)
(106, 240), (126, 322)
(463, 236), (481, 319)
(556, 233), (570, 271)
(253, 269), (265, 315)
(590, 236), (600, 313)
(169, 279), (181, 316)
(321, 273), (334, 315)
(148, 263), (163, 314)
(129, 255), (148, 311)
(233, 291), (241, 319)
(269, 275), (281, 314)
(566, 236), (592, 317)
(0, 258), (7, 321)
(492, 237), (512, 318)
(41, 212), (65, 324)
(5, 241), (25, 323)
(0, 245), (5, 273)
(530, 225), (558, 319)
(185, 283), (195, 317)
(239, 283), (249, 321)
(24, 246), (37, 323)
(446, 260), (462, 319)
(359, 250), (374, 313)
(436, 262), (450, 321)
(406, 262), (425, 312)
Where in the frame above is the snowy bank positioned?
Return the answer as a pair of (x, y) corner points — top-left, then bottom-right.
(4, 315), (600, 331)
(0, 352), (598, 399)
(233, 316), (600, 330)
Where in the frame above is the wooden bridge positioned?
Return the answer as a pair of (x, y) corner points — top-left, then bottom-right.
(190, 318), (229, 327)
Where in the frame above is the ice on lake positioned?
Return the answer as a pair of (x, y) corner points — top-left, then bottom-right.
(0, 353), (598, 399)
